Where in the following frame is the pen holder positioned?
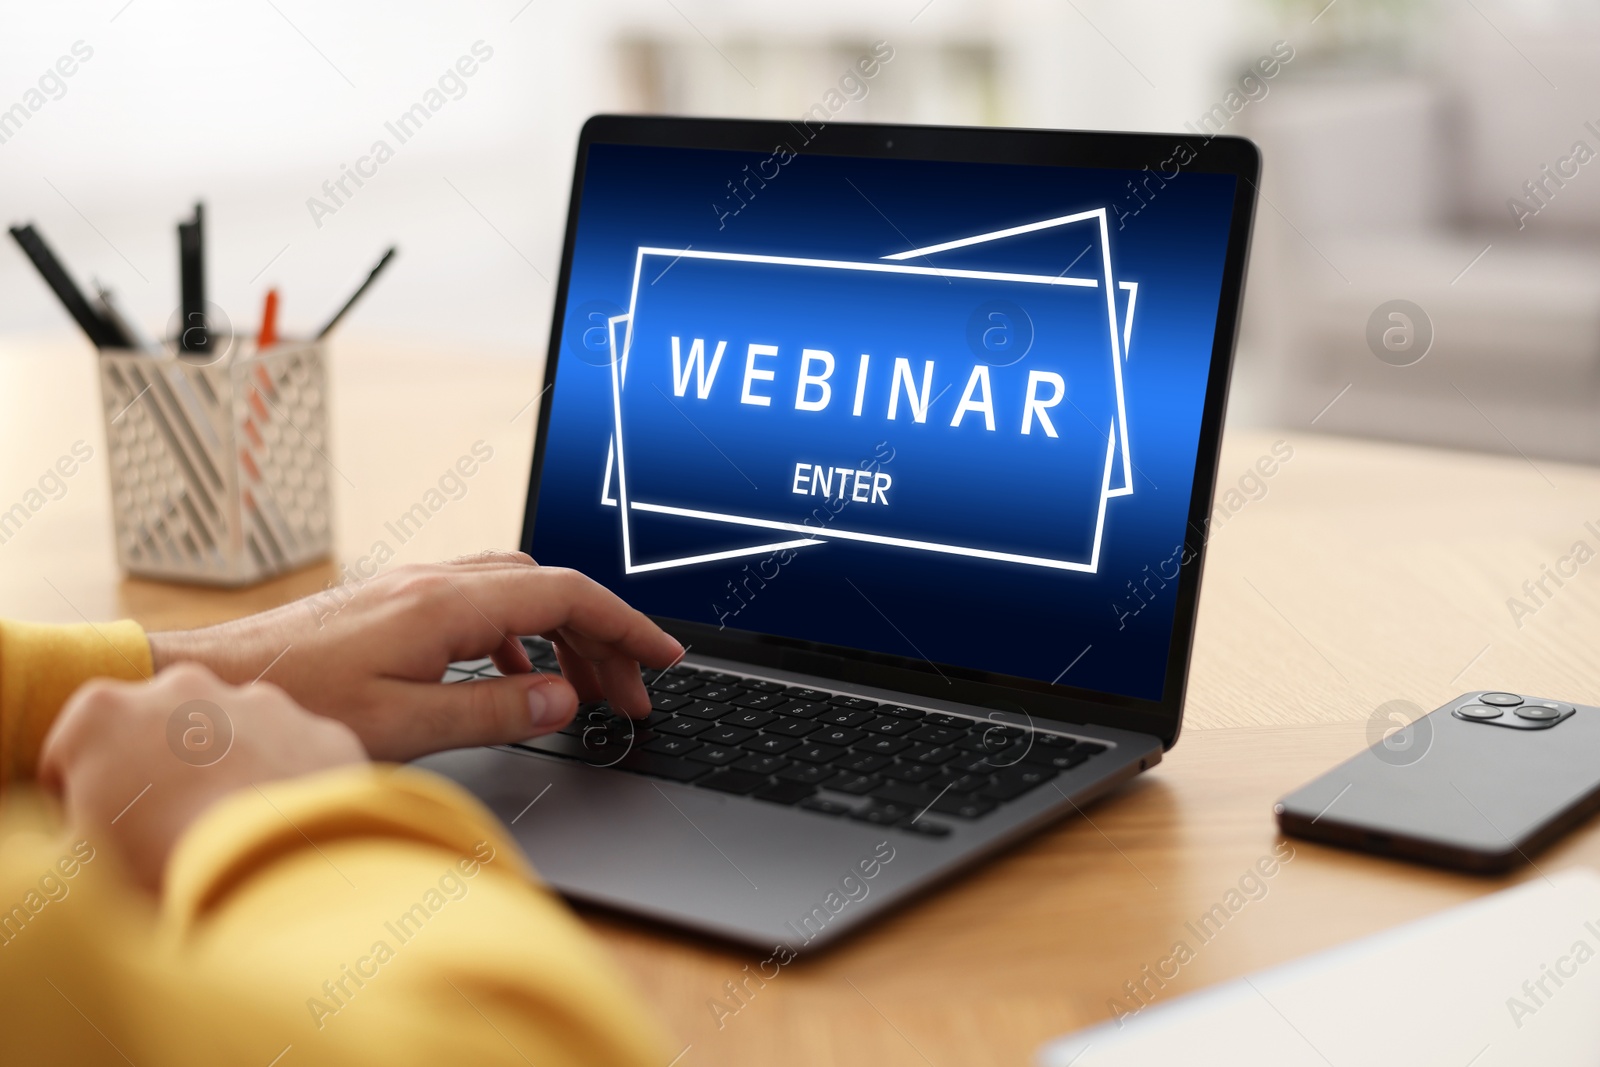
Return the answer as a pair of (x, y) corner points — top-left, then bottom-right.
(98, 340), (334, 586)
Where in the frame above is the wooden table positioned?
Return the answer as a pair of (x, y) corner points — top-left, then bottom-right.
(6, 335), (1600, 1066)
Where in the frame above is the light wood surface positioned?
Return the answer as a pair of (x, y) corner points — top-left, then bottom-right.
(5, 335), (1600, 1065)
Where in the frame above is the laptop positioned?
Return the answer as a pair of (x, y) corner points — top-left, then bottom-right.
(415, 115), (1259, 949)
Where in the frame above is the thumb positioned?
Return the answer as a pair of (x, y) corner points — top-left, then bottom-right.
(388, 672), (579, 759)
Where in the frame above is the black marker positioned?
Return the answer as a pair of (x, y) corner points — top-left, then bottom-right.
(316, 246), (396, 339)
(95, 280), (155, 353)
(177, 202), (208, 355)
(8, 223), (126, 347)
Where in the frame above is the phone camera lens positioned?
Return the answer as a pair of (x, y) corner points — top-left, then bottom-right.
(1456, 704), (1503, 720)
(1516, 705), (1563, 721)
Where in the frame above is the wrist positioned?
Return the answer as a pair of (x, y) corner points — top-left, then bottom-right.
(147, 625), (247, 681)
(148, 628), (197, 673)
(149, 606), (305, 688)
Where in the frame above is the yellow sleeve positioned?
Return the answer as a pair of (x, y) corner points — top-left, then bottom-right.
(1, 767), (673, 1066)
(0, 620), (152, 788)
(158, 764), (673, 1066)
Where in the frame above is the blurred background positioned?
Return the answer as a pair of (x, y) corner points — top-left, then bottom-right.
(4, 0), (1599, 461)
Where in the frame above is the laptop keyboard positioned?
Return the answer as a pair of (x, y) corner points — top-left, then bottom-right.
(444, 637), (1109, 839)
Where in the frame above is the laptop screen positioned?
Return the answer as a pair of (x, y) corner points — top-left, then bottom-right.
(530, 138), (1240, 704)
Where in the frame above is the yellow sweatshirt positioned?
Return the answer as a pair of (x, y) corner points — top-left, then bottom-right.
(0, 620), (669, 1066)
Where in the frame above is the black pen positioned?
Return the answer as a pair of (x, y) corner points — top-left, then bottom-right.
(177, 202), (209, 355)
(9, 223), (126, 347)
(316, 246), (396, 339)
(95, 279), (157, 353)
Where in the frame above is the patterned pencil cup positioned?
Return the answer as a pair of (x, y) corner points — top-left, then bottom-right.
(99, 339), (334, 585)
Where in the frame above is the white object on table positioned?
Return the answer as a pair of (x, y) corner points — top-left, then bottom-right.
(1039, 868), (1600, 1067)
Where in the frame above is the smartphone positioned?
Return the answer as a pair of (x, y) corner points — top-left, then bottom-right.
(1275, 691), (1600, 873)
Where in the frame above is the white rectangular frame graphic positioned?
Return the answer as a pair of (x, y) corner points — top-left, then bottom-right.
(602, 208), (1134, 575)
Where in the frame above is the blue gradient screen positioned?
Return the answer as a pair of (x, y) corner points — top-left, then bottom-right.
(530, 142), (1237, 702)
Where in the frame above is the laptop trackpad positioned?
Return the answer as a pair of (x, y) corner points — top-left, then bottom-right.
(413, 746), (928, 948)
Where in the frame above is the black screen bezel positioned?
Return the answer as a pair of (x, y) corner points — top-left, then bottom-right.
(521, 114), (1260, 750)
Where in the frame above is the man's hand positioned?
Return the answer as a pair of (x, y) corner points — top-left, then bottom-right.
(146, 553), (684, 762)
(38, 664), (367, 891)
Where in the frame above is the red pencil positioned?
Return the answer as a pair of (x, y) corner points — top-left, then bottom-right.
(257, 288), (279, 349)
